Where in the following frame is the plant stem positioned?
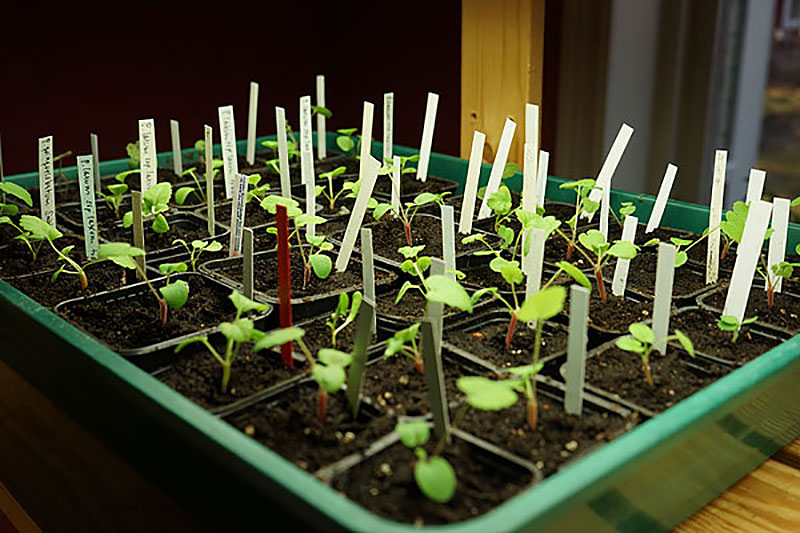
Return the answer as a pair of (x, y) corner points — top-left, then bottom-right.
(505, 310), (518, 350)
(526, 395), (538, 431)
(318, 388), (328, 423)
(595, 267), (607, 301)
(221, 362), (232, 393)
(642, 356), (654, 387)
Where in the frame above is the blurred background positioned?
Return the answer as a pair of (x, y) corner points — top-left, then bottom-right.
(1, 0), (797, 216)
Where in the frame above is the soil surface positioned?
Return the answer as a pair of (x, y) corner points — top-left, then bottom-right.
(670, 307), (784, 364)
(101, 216), (218, 254)
(332, 435), (534, 526)
(702, 287), (800, 334)
(252, 215), (350, 251)
(584, 345), (730, 413)
(372, 174), (459, 199)
(561, 293), (655, 335)
(606, 223), (692, 246)
(376, 288), (467, 323)
(0, 233), (88, 278)
(625, 252), (713, 301)
(227, 384), (395, 473)
(9, 261), (130, 308)
(58, 274), (252, 351)
(686, 239), (737, 273)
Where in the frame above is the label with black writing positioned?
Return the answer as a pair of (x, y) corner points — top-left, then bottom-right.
(138, 119), (157, 193)
(229, 173), (249, 256)
(38, 136), (55, 227)
(218, 105), (239, 199)
(77, 155), (99, 260)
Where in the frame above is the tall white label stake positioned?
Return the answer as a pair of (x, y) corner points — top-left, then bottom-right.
(525, 103), (540, 157)
(565, 284), (590, 415)
(360, 228), (376, 334)
(299, 96), (316, 238)
(524, 228), (546, 300)
(170, 119), (183, 175)
(391, 155), (401, 211)
(138, 119), (157, 194)
(646, 163), (677, 233)
(275, 106), (292, 198)
(599, 181), (611, 240)
(90, 133), (101, 193)
(335, 156), (381, 272)
(38, 136), (55, 227)
(246, 81), (259, 166)
(76, 155), (99, 260)
(416, 92), (439, 182)
(522, 143), (537, 214)
(706, 150), (727, 285)
(477, 118), (517, 219)
(653, 242), (677, 355)
(585, 124), (634, 221)
(383, 92), (394, 164)
(612, 215), (638, 296)
(441, 205), (456, 279)
(358, 101), (375, 179)
(458, 131), (486, 234)
(745, 168), (766, 205)
(767, 197), (790, 293)
(228, 173), (249, 256)
(723, 200), (773, 322)
(204, 125), (216, 236)
(218, 105), (238, 199)
(316, 75), (326, 160)
(535, 150), (550, 209)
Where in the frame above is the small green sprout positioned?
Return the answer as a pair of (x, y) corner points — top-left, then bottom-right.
(758, 260), (800, 309)
(556, 178), (600, 260)
(384, 322), (424, 374)
(373, 190), (449, 247)
(615, 323), (694, 386)
(717, 315), (758, 343)
(326, 291), (362, 349)
(126, 141), (140, 169)
(100, 182), (129, 219)
(315, 166), (353, 211)
(173, 239), (223, 271)
(335, 128), (359, 157)
(573, 229), (638, 301)
(123, 182), (173, 233)
(158, 262), (190, 311)
(255, 326), (352, 423)
(261, 137), (301, 173)
(176, 290), (269, 393)
(175, 159), (223, 205)
(0, 182), (33, 216)
(395, 420), (456, 504)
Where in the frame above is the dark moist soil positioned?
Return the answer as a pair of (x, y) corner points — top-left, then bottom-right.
(59, 275), (244, 351)
(154, 341), (305, 410)
(376, 288), (464, 322)
(606, 223), (691, 246)
(107, 168), (191, 193)
(372, 174), (458, 199)
(702, 287), (800, 334)
(624, 251), (712, 300)
(228, 384), (395, 473)
(262, 312), (363, 361)
(61, 198), (131, 230)
(670, 307), (783, 364)
(201, 200), (277, 228)
(584, 345), (731, 413)
(686, 239), (737, 274)
(365, 214), (486, 264)
(212, 247), (391, 300)
(101, 217), (214, 253)
(562, 293), (655, 334)
(0, 234), (88, 279)
(8, 261), (130, 308)
(454, 396), (634, 477)
(332, 435), (534, 526)
(444, 319), (568, 369)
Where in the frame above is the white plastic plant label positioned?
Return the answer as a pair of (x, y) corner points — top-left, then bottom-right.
(441, 205), (456, 279)
(745, 168), (765, 205)
(170, 119), (183, 175)
(611, 215), (638, 296)
(565, 284), (590, 415)
(383, 92), (394, 164)
(458, 130), (486, 234)
(335, 155), (381, 272)
(138, 119), (157, 194)
(706, 150), (727, 285)
(646, 163), (677, 233)
(522, 142), (537, 214)
(275, 106), (291, 198)
(767, 197), (790, 293)
(599, 181), (610, 240)
(360, 228), (377, 334)
(653, 242), (676, 355)
(247, 81), (259, 166)
(299, 95), (316, 238)
(416, 92), (439, 182)
(228, 173), (249, 256)
(90, 133), (100, 194)
(204, 124), (215, 236)
(584, 123), (633, 221)
(524, 228), (546, 300)
(535, 150), (549, 209)
(358, 101), (375, 179)
(217, 105), (238, 199)
(478, 118), (516, 219)
(76, 155), (99, 260)
(37, 136), (55, 227)
(316, 75), (326, 160)
(391, 155), (401, 211)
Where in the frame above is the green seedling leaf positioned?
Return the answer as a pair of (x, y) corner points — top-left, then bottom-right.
(175, 335), (209, 353)
(578, 229), (606, 254)
(107, 183), (128, 196)
(312, 364), (347, 393)
(159, 262), (187, 276)
(0, 205), (19, 216)
(347, 292), (362, 322)
(0, 182), (32, 206)
(97, 242), (145, 269)
(153, 213), (170, 233)
(175, 186), (195, 205)
(396, 420), (430, 447)
(414, 192), (442, 206)
(219, 318), (255, 343)
(254, 326), (306, 351)
(415, 455), (457, 504)
(559, 178), (596, 190)
(643, 238), (660, 247)
(143, 182), (172, 209)
(742, 316), (759, 325)
(507, 363), (544, 378)
(20, 215), (62, 241)
(115, 169), (140, 183)
(670, 237), (692, 247)
(607, 241), (638, 259)
(629, 323), (654, 344)
(619, 202), (636, 217)
(318, 348), (352, 367)
(502, 162), (520, 179)
(501, 266), (523, 285)
(394, 280), (419, 304)
(373, 203), (394, 220)
(615, 336), (644, 353)
(229, 290), (268, 314)
(336, 136), (355, 153)
(675, 251), (688, 268)
(791, 196), (800, 208)
(457, 376), (518, 410)
(674, 329), (694, 357)
(489, 256), (519, 274)
(203, 240), (223, 252)
(461, 234), (483, 245)
(425, 275), (472, 312)
(517, 286), (566, 322)
(555, 261), (591, 290)
(717, 315), (740, 332)
(296, 213), (327, 227)
(583, 199), (600, 214)
(398, 245), (425, 259)
(122, 211), (133, 228)
(159, 280), (189, 309)
(309, 253), (332, 279)
(497, 224), (514, 248)
(261, 195), (302, 217)
(487, 186), (512, 215)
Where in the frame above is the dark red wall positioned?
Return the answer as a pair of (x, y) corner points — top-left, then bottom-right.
(0, 3), (462, 175)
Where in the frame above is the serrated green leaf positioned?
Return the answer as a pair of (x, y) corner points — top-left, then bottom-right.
(500, 266), (523, 285)
(219, 318), (255, 343)
(497, 225), (514, 248)
(608, 241), (638, 260)
(578, 230), (606, 254)
(229, 290), (269, 314)
(398, 245), (425, 259)
(143, 182), (172, 209)
(487, 186), (512, 215)
(457, 376), (518, 410)
(159, 262), (187, 275)
(20, 215), (62, 241)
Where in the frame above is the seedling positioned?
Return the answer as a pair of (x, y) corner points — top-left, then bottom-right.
(556, 179), (600, 260)
(123, 182), (173, 233)
(126, 140), (140, 169)
(255, 326), (352, 423)
(384, 322), (424, 374)
(326, 291), (362, 349)
(757, 258), (799, 309)
(335, 128), (359, 157)
(0, 182), (33, 216)
(100, 182), (129, 219)
(373, 191), (449, 246)
(717, 315), (758, 343)
(610, 201), (636, 228)
(174, 159), (223, 205)
(571, 229), (638, 301)
(262, 195), (332, 289)
(157, 262), (190, 312)
(246, 174), (271, 204)
(316, 166), (354, 211)
(176, 290), (269, 393)
(0, 214), (54, 261)
(643, 236), (695, 268)
(615, 323), (694, 386)
(395, 420), (456, 504)
(173, 239), (223, 271)
(261, 138), (300, 174)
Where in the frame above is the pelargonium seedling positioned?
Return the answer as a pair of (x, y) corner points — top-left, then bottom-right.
(126, 140), (140, 169)
(572, 229), (638, 301)
(326, 291), (362, 349)
(176, 290), (269, 393)
(373, 191), (449, 247)
(123, 182), (173, 233)
(614, 323), (694, 386)
(157, 262), (190, 312)
(172, 238), (223, 271)
(0, 214), (59, 262)
(609, 201), (636, 228)
(642, 236), (695, 268)
(315, 166), (354, 212)
(244, 174), (271, 205)
(384, 322), (424, 374)
(255, 326), (352, 423)
(395, 420), (456, 504)
(717, 315), (758, 343)
(757, 259), (799, 309)
(335, 128), (360, 158)
(0, 181), (33, 216)
(261, 138), (300, 174)
(174, 159), (223, 205)
(261, 195), (333, 289)
(555, 178), (600, 260)
(100, 182), (129, 219)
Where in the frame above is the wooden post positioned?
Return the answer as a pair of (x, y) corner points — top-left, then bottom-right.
(461, 0), (545, 166)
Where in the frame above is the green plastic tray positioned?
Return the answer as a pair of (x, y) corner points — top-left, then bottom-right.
(2, 133), (799, 531)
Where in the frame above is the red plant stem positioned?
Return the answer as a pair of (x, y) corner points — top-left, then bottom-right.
(526, 396), (538, 431)
(595, 267), (607, 301)
(276, 204), (294, 369)
(566, 241), (574, 261)
(721, 243), (729, 261)
(404, 221), (413, 247)
(318, 388), (328, 423)
(768, 286), (774, 309)
(415, 353), (424, 375)
(505, 311), (518, 350)
(303, 264), (311, 291)
(159, 299), (168, 326)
